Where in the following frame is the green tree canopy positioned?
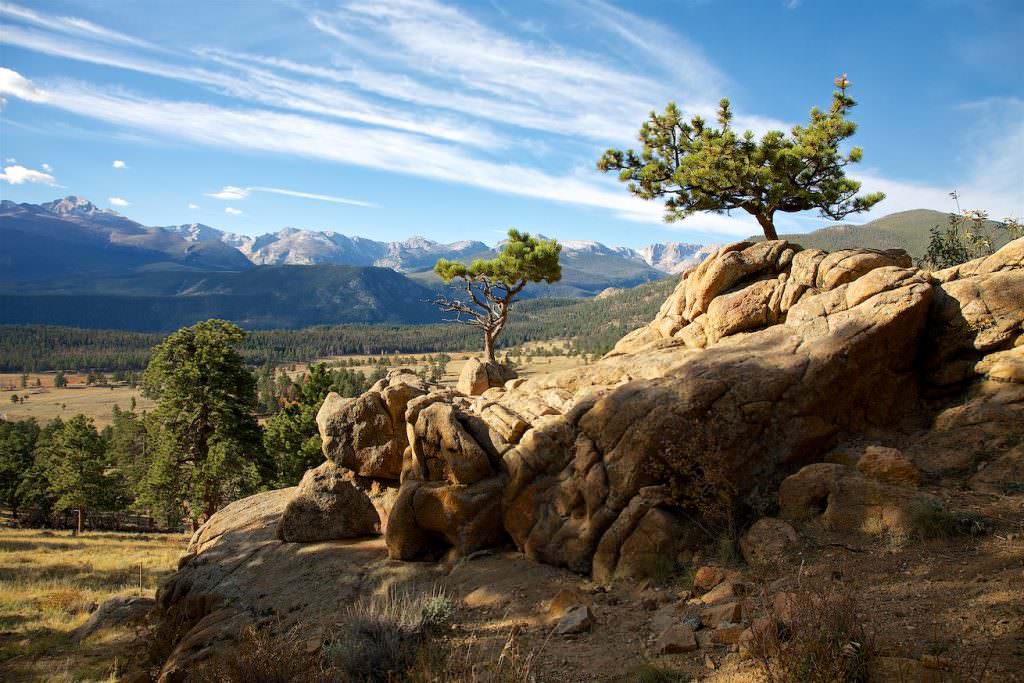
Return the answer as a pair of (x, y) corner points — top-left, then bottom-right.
(433, 229), (561, 362)
(0, 418), (40, 519)
(33, 415), (123, 519)
(141, 319), (266, 523)
(598, 77), (885, 240)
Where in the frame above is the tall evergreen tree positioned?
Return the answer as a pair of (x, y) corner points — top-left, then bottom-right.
(0, 418), (40, 519)
(33, 415), (122, 523)
(598, 77), (884, 240)
(141, 319), (266, 523)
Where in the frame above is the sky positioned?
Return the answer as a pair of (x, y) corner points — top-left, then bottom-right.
(0, 0), (1021, 248)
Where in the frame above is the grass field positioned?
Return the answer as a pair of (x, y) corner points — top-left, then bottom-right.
(0, 344), (586, 429)
(0, 523), (186, 682)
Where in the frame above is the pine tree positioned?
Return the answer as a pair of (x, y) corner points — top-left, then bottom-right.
(433, 229), (561, 362)
(598, 76), (884, 240)
(141, 320), (267, 523)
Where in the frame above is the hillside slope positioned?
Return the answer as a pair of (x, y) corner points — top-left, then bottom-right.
(770, 209), (1008, 258)
(0, 265), (442, 331)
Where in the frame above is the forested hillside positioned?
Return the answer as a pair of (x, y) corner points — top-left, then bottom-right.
(0, 277), (678, 371)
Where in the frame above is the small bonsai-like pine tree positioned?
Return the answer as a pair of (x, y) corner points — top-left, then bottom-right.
(598, 76), (885, 240)
(433, 229), (561, 363)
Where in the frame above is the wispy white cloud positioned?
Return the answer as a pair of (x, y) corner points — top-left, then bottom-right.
(0, 66), (46, 102)
(0, 163), (57, 185)
(206, 185), (249, 200)
(0, 1), (165, 51)
(2, 1), (1018, 239)
(40, 162), (51, 171)
(224, 207), (242, 215)
(188, 202), (200, 209)
(205, 184), (375, 207)
(108, 196), (129, 206)
(112, 159), (126, 169)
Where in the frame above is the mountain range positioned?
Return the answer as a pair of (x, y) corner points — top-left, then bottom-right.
(0, 197), (972, 332)
(162, 220), (713, 276)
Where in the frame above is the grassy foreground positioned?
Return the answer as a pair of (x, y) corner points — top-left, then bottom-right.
(0, 524), (186, 682)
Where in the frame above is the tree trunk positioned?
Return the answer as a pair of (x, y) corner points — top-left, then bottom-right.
(756, 213), (779, 241)
(483, 329), (496, 363)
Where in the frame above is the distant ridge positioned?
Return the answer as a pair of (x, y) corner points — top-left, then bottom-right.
(763, 209), (1008, 259)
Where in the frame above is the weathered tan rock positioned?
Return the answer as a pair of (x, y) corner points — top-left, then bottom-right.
(712, 623), (746, 645)
(277, 461), (380, 542)
(554, 604), (594, 635)
(654, 624), (698, 654)
(779, 463), (937, 537)
(738, 517), (798, 567)
(70, 596), (154, 643)
(924, 239), (1024, 386)
(702, 601), (742, 628)
(316, 371), (428, 480)
(699, 580), (742, 605)
(693, 566), (726, 591)
(857, 446), (919, 486)
(458, 357), (517, 396)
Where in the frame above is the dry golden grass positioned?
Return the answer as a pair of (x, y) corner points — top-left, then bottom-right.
(0, 384), (154, 428)
(0, 525), (186, 682)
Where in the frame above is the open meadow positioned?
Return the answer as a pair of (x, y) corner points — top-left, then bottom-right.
(1, 372), (154, 429)
(0, 521), (185, 682)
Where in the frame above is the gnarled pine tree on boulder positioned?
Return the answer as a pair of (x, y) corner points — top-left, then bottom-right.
(598, 76), (885, 240)
(433, 229), (561, 363)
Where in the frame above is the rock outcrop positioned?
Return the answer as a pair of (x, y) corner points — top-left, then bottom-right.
(316, 370), (428, 480)
(153, 238), (1024, 680)
(457, 357), (518, 396)
(334, 239), (1023, 578)
(277, 460), (381, 542)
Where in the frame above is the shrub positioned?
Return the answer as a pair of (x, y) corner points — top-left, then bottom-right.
(321, 586), (456, 682)
(909, 502), (991, 541)
(748, 586), (875, 683)
(195, 623), (317, 683)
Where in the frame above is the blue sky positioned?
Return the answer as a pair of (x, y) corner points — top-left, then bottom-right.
(0, 0), (1021, 248)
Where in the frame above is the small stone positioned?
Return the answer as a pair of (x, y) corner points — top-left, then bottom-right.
(713, 624), (746, 645)
(555, 605), (594, 635)
(702, 601), (742, 628)
(547, 588), (585, 621)
(700, 580), (743, 605)
(654, 624), (698, 654)
(693, 566), (725, 590)
(857, 446), (919, 486)
(704, 654), (717, 670)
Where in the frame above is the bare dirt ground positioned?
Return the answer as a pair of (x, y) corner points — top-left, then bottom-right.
(436, 483), (1023, 682)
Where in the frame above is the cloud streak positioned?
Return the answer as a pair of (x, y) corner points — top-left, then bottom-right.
(1, 0), (1018, 237)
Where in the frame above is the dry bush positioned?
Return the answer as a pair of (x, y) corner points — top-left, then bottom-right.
(649, 438), (739, 536)
(38, 587), (93, 614)
(418, 628), (546, 683)
(194, 622), (319, 683)
(321, 586), (456, 682)
(909, 502), (990, 541)
(748, 586), (875, 683)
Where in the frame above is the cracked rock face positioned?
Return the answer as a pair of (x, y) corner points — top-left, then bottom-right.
(156, 239), (1024, 678)
(372, 239), (1022, 577)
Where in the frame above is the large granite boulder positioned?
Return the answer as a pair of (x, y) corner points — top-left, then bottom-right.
(457, 357), (518, 396)
(277, 460), (381, 542)
(316, 370), (428, 480)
